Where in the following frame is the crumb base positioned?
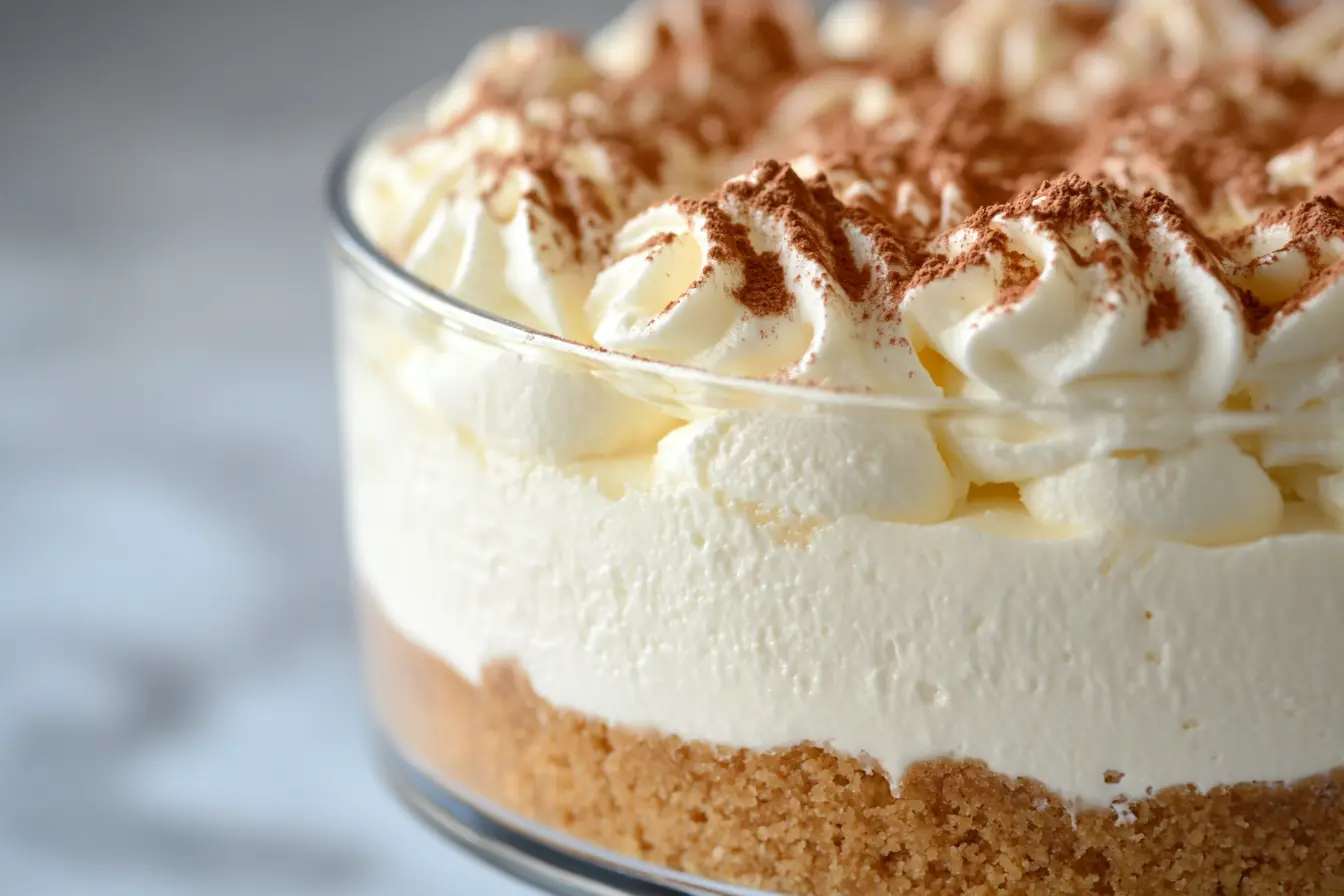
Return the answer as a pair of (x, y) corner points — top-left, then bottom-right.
(364, 596), (1344, 895)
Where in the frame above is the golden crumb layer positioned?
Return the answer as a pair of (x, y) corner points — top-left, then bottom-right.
(364, 597), (1344, 895)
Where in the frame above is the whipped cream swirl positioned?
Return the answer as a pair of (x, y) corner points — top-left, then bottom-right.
(362, 102), (678, 338)
(588, 163), (934, 391)
(906, 178), (1248, 408)
(587, 0), (818, 90)
(904, 178), (1285, 543)
(351, 1), (1344, 542)
(1235, 201), (1344, 481)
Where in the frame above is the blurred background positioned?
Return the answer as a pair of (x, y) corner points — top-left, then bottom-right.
(0, 1), (631, 893)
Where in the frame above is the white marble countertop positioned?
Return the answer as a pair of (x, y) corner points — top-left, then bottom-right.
(0, 2), (618, 893)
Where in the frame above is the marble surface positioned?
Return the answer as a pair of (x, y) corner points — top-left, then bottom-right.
(0, 1), (617, 893)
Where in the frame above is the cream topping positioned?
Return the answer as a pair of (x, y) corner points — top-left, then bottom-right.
(905, 178), (1247, 408)
(352, 1), (1344, 535)
(588, 163), (933, 390)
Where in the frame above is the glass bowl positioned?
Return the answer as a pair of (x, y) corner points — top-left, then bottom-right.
(326, 88), (1344, 896)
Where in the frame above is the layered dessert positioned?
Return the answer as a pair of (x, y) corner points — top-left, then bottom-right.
(338, 1), (1344, 893)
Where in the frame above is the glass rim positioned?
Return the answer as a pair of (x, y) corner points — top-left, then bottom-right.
(323, 83), (1324, 429)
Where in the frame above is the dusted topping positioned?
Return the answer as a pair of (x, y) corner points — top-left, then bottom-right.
(907, 176), (1247, 406)
(1095, 0), (1279, 78)
(427, 29), (600, 124)
(1229, 196), (1344, 330)
(585, 0), (806, 85)
(353, 0), (1344, 537)
(588, 0), (816, 88)
(1264, 128), (1344, 218)
(781, 86), (1074, 236)
(586, 0), (817, 143)
(585, 0), (806, 161)
(587, 162), (932, 390)
(1034, 0), (1289, 119)
(371, 111), (681, 336)
(1072, 68), (1344, 227)
(1231, 197), (1344, 471)
(935, 0), (1108, 95)
(818, 0), (939, 63)
(355, 34), (726, 337)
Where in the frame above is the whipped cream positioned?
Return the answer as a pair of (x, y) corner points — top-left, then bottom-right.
(588, 164), (934, 390)
(818, 0), (938, 62)
(907, 180), (1247, 408)
(427, 28), (600, 125)
(936, 0), (1099, 95)
(394, 337), (674, 462)
(355, 41), (716, 340)
(1266, 130), (1344, 202)
(1018, 438), (1283, 545)
(359, 118), (1344, 532)
(1238, 210), (1344, 476)
(587, 0), (817, 93)
(654, 408), (958, 524)
(1295, 467), (1344, 523)
(1100, 0), (1275, 78)
(1276, 3), (1344, 90)
(1049, 0), (1276, 111)
(356, 102), (618, 338)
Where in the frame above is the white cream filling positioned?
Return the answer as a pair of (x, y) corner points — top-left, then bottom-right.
(343, 320), (1344, 808)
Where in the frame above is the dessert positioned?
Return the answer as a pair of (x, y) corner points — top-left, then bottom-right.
(334, 1), (1344, 893)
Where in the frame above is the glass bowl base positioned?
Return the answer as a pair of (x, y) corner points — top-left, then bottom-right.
(379, 739), (774, 896)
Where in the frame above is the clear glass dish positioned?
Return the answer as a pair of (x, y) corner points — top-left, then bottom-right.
(327, 90), (1344, 896)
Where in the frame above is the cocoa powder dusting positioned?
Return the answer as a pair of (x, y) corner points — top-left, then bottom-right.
(576, 176), (613, 224)
(1073, 65), (1344, 215)
(384, 0), (1344, 357)
(731, 228), (791, 317)
(520, 162), (583, 245)
(1145, 287), (1184, 341)
(668, 160), (932, 318)
(1236, 197), (1344, 333)
(989, 174), (1119, 229)
(679, 194), (793, 317)
(1077, 239), (1134, 284)
(1279, 257), (1344, 324)
(1235, 196), (1344, 270)
(1247, 0), (1293, 27)
(1127, 231), (1153, 271)
(992, 247), (1040, 310)
(723, 161), (879, 304)
(1135, 189), (1228, 274)
(628, 0), (807, 85)
(636, 232), (678, 259)
(782, 79), (1079, 233)
(906, 174), (1133, 297)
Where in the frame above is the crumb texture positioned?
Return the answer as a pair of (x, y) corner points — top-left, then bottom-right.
(366, 600), (1344, 896)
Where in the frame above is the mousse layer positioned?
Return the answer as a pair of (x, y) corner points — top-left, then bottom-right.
(342, 310), (1344, 808)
